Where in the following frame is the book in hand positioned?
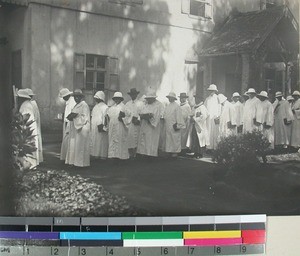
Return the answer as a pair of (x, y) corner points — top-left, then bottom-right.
(140, 113), (153, 121)
(118, 111), (125, 122)
(173, 123), (180, 131)
(284, 118), (292, 125)
(237, 125), (243, 133)
(263, 122), (271, 129)
(132, 116), (140, 125)
(214, 117), (220, 125)
(227, 121), (236, 129)
(97, 124), (105, 132)
(66, 112), (78, 121)
(253, 118), (261, 127)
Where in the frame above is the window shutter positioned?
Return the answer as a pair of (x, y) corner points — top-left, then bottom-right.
(181, 0), (190, 14)
(205, 0), (212, 19)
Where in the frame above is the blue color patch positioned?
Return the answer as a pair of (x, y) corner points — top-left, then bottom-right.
(59, 232), (122, 240)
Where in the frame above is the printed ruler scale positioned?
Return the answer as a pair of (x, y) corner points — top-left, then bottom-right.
(0, 215), (266, 255)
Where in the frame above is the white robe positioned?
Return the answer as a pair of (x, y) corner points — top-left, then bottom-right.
(158, 101), (166, 151)
(243, 97), (260, 133)
(273, 99), (294, 146)
(204, 93), (221, 150)
(137, 100), (161, 157)
(256, 100), (274, 148)
(19, 100), (39, 169)
(90, 102), (109, 158)
(187, 103), (209, 148)
(107, 102), (132, 159)
(219, 101), (237, 139)
(65, 100), (90, 167)
(60, 96), (76, 160)
(291, 99), (300, 147)
(180, 102), (192, 149)
(163, 102), (185, 153)
(31, 99), (43, 163)
(231, 101), (244, 134)
(125, 99), (143, 149)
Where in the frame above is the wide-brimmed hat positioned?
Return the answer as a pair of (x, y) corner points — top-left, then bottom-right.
(246, 88), (256, 94)
(292, 90), (300, 96)
(127, 88), (140, 95)
(218, 93), (227, 104)
(73, 89), (84, 97)
(257, 91), (268, 98)
(94, 91), (105, 101)
(166, 92), (177, 100)
(59, 88), (72, 98)
(144, 91), (157, 99)
(207, 84), (218, 91)
(26, 88), (35, 96)
(17, 89), (31, 99)
(232, 92), (240, 98)
(179, 92), (189, 98)
(275, 91), (283, 98)
(112, 92), (124, 100)
(287, 95), (294, 101)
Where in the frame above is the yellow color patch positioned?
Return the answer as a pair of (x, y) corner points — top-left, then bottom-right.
(183, 231), (241, 239)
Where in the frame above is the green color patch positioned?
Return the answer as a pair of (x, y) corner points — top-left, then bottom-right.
(122, 232), (183, 240)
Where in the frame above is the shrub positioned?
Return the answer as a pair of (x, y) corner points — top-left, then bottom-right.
(213, 131), (270, 170)
(11, 112), (36, 171)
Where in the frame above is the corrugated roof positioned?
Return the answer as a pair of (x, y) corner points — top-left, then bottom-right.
(200, 6), (293, 56)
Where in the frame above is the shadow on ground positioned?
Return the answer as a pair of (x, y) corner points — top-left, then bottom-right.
(39, 143), (300, 216)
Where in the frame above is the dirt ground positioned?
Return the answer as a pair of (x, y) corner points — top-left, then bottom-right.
(39, 143), (300, 216)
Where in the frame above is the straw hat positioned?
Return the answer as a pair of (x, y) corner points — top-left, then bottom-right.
(112, 92), (124, 100)
(232, 92), (240, 98)
(218, 93), (227, 104)
(287, 95), (294, 101)
(59, 88), (72, 98)
(127, 88), (140, 96)
(275, 91), (283, 98)
(73, 89), (84, 97)
(25, 88), (35, 96)
(94, 91), (105, 101)
(17, 89), (31, 99)
(207, 84), (218, 91)
(246, 88), (256, 94)
(257, 91), (268, 98)
(179, 92), (189, 98)
(292, 90), (300, 96)
(166, 92), (177, 100)
(144, 90), (157, 99)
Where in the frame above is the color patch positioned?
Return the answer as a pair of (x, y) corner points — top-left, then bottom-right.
(0, 231), (59, 240)
(122, 232), (182, 240)
(123, 239), (184, 247)
(184, 238), (243, 246)
(60, 232), (121, 240)
(183, 230), (241, 239)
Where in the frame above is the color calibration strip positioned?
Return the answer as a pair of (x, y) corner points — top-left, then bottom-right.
(0, 215), (266, 255)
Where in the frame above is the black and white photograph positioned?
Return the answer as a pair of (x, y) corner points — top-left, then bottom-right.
(0, 0), (299, 218)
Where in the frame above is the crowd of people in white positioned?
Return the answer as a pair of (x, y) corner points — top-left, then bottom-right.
(16, 84), (300, 169)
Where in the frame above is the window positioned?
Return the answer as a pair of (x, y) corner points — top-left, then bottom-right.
(108, 0), (143, 6)
(74, 54), (119, 105)
(182, 0), (212, 19)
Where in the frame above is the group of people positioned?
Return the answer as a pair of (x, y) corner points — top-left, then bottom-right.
(15, 83), (300, 169)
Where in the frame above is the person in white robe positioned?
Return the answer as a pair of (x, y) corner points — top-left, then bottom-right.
(204, 84), (221, 150)
(255, 91), (274, 149)
(106, 92), (132, 160)
(90, 91), (109, 159)
(58, 88), (76, 161)
(65, 89), (90, 167)
(17, 89), (39, 169)
(286, 95), (294, 143)
(179, 92), (192, 154)
(26, 88), (43, 163)
(187, 95), (209, 158)
(125, 88), (143, 158)
(242, 88), (260, 133)
(137, 91), (162, 157)
(231, 92), (244, 134)
(162, 92), (185, 155)
(291, 91), (300, 148)
(218, 94), (237, 139)
(273, 91), (294, 147)
(287, 95), (295, 106)
(17, 89), (39, 170)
